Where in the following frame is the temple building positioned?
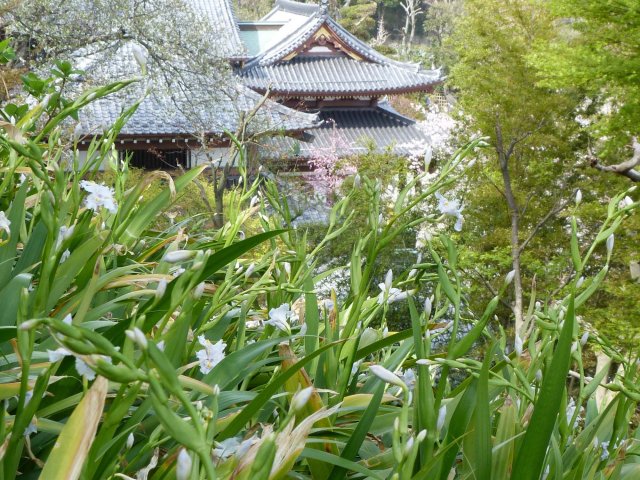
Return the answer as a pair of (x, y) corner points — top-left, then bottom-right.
(74, 0), (441, 168)
(237, 0), (441, 160)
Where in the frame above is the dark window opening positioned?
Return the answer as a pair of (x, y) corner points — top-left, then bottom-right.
(119, 149), (192, 170)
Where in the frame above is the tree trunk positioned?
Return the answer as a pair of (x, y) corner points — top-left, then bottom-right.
(496, 121), (524, 333)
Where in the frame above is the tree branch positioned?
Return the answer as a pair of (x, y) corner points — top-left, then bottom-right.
(590, 137), (640, 182)
(518, 198), (569, 254)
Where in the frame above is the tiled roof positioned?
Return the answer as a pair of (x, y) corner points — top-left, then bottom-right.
(240, 5), (441, 95)
(260, 106), (429, 158)
(241, 56), (441, 95)
(76, 41), (319, 138)
(185, 0), (246, 58)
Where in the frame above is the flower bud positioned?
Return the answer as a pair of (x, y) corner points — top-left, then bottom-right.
(580, 331), (589, 346)
(126, 433), (134, 449)
(404, 437), (415, 457)
(416, 429), (427, 442)
(291, 386), (314, 413)
(504, 269), (516, 286)
(575, 189), (582, 206)
(162, 250), (196, 263)
(576, 276), (585, 288)
(424, 297), (432, 318)
(193, 282), (205, 300)
(176, 449), (192, 480)
(125, 327), (148, 350)
(535, 369), (543, 382)
(369, 365), (407, 390)
(384, 269), (393, 291)
(244, 263), (255, 279)
(155, 279), (167, 299)
(606, 234), (614, 254)
(353, 173), (361, 188)
(514, 334), (523, 357)
(437, 405), (447, 431)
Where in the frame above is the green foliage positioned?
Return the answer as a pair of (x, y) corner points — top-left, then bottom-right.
(422, 0), (462, 69)
(339, 0), (378, 41)
(530, 0), (640, 155)
(2, 46), (640, 480)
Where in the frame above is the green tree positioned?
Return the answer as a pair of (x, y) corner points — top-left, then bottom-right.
(449, 0), (581, 333)
(530, 0), (640, 180)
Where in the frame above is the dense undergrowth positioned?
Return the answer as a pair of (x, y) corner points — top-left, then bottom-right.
(1, 47), (640, 480)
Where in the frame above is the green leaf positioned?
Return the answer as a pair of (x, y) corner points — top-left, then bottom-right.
(300, 448), (385, 480)
(0, 273), (31, 327)
(218, 339), (344, 440)
(329, 382), (385, 480)
(39, 377), (108, 480)
(511, 296), (576, 480)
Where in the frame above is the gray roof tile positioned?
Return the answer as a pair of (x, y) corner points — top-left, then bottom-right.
(260, 107), (429, 158)
(241, 56), (441, 95)
(76, 41), (319, 138)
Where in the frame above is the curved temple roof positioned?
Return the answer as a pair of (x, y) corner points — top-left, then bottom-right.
(260, 106), (429, 159)
(239, 0), (441, 96)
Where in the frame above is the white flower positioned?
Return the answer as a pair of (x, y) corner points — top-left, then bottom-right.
(48, 347), (71, 362)
(369, 365), (407, 389)
(56, 225), (74, 250)
(75, 357), (96, 380)
(213, 436), (257, 460)
(618, 196), (633, 209)
(176, 449), (192, 480)
(157, 340), (165, 351)
(126, 433), (134, 449)
(576, 276), (585, 288)
(566, 398), (579, 430)
(599, 441), (610, 461)
(80, 181), (117, 214)
(60, 249), (71, 263)
(377, 286), (408, 305)
(195, 336), (226, 374)
(266, 304), (296, 333)
(575, 189), (582, 206)
(435, 192), (464, 231)
(606, 234), (614, 254)
(0, 211), (10, 236)
(437, 404), (447, 431)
